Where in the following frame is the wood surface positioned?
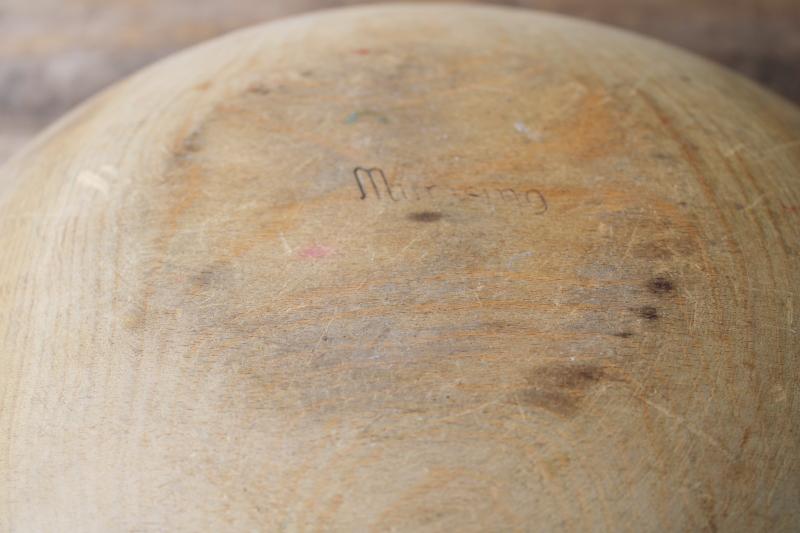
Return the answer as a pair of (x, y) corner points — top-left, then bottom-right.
(1, 4), (800, 531)
(1, 0), (799, 163)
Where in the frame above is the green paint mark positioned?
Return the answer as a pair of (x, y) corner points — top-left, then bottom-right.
(344, 110), (389, 125)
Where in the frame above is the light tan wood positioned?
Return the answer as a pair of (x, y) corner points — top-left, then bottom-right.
(1, 4), (799, 531)
(3, 0), (800, 165)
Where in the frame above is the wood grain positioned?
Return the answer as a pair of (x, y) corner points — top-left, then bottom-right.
(1, 4), (799, 531)
(1, 0), (799, 163)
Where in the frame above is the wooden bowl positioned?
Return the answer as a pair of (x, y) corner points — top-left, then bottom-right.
(1, 4), (798, 530)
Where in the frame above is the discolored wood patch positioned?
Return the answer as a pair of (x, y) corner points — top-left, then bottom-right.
(633, 306), (659, 320)
(647, 276), (675, 294)
(520, 363), (608, 417)
(407, 211), (444, 223)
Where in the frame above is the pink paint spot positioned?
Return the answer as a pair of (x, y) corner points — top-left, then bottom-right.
(299, 244), (334, 259)
(354, 48), (370, 55)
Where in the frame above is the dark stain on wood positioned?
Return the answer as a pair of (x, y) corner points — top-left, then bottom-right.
(173, 127), (204, 163)
(633, 306), (659, 320)
(647, 276), (675, 294)
(247, 84), (271, 95)
(520, 363), (607, 416)
(407, 211), (444, 223)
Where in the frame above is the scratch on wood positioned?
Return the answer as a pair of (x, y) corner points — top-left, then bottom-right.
(638, 395), (734, 460)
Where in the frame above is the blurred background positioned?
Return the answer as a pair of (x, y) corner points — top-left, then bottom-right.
(1, 0), (798, 163)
